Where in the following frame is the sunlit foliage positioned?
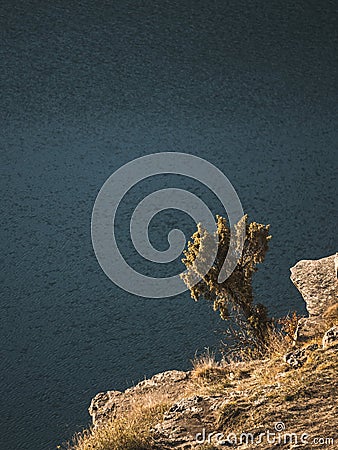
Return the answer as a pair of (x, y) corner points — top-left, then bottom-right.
(181, 215), (272, 344)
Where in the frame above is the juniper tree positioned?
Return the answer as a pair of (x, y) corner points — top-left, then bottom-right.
(181, 215), (272, 345)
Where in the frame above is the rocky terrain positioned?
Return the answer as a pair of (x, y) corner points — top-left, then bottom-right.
(65, 253), (338, 450)
(290, 253), (338, 343)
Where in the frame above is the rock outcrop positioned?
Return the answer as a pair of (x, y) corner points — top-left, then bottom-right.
(152, 395), (223, 448)
(283, 343), (318, 368)
(290, 253), (338, 342)
(322, 325), (338, 351)
(87, 322), (338, 449)
(82, 253), (338, 449)
(89, 390), (122, 427)
(89, 370), (190, 427)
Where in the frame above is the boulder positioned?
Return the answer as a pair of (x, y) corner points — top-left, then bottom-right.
(294, 317), (328, 343)
(152, 395), (223, 448)
(290, 253), (338, 342)
(322, 326), (338, 350)
(290, 253), (337, 317)
(284, 344), (318, 368)
(89, 390), (122, 426)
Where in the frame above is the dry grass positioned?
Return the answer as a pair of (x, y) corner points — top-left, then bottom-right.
(323, 304), (338, 330)
(190, 333), (337, 448)
(62, 392), (170, 450)
(190, 329), (292, 392)
(215, 339), (338, 448)
(63, 330), (337, 450)
(190, 351), (233, 395)
(191, 351), (228, 380)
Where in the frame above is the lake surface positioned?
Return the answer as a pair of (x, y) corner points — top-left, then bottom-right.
(1, 1), (337, 449)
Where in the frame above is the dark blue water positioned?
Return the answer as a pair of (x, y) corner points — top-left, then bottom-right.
(1, 1), (337, 449)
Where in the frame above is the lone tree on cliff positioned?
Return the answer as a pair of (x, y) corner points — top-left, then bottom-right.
(181, 215), (272, 345)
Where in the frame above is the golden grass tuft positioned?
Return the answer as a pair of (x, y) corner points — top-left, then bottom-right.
(323, 303), (338, 329)
(63, 392), (170, 450)
(191, 351), (227, 380)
